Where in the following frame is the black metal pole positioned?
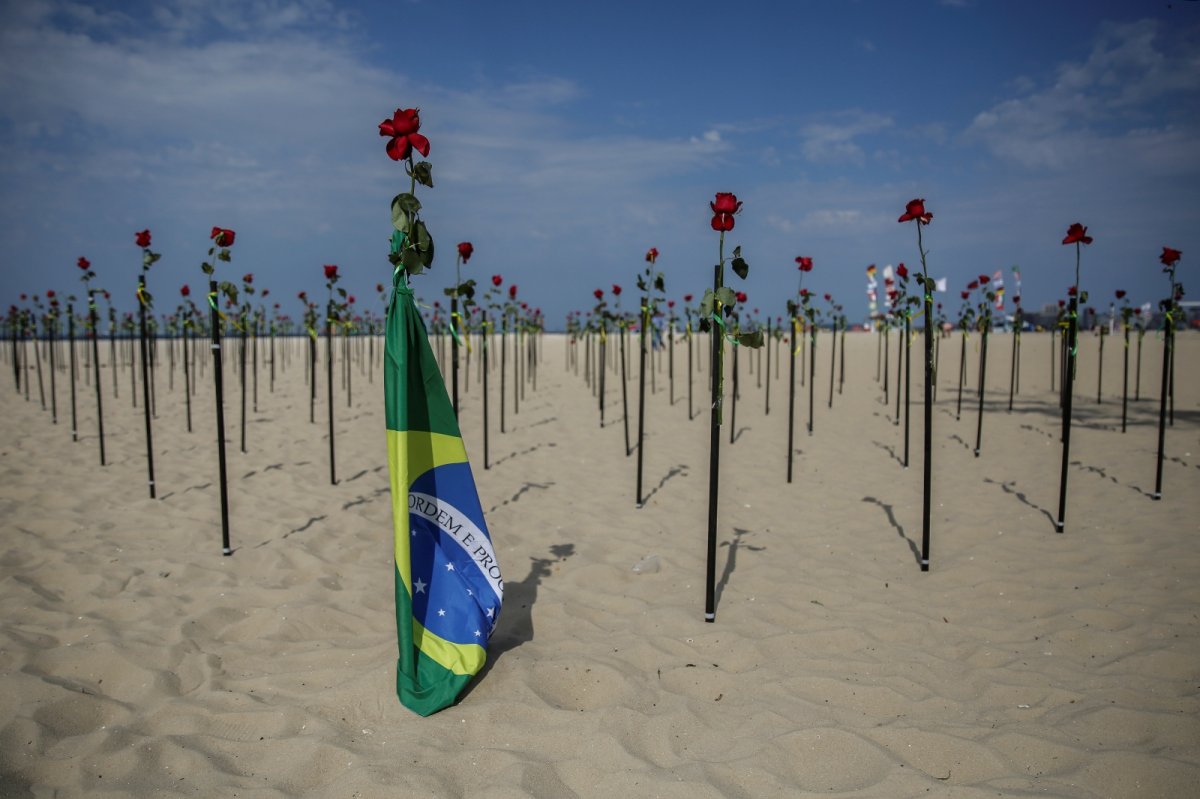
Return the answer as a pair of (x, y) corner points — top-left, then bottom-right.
(621, 324), (630, 455)
(1008, 328), (1018, 412)
(1121, 324), (1129, 433)
(184, 322), (192, 433)
(309, 333), (316, 424)
(808, 326), (816, 436)
(500, 319), (507, 434)
(903, 316), (911, 467)
(482, 311), (490, 469)
(1055, 297), (1078, 531)
(1153, 325), (1172, 499)
(1097, 326), (1105, 403)
(704, 261), (723, 622)
(138, 276), (156, 498)
(1135, 330), (1143, 401)
(326, 302), (336, 485)
(894, 320), (903, 426)
(764, 318), (771, 415)
(209, 281), (231, 555)
(88, 291), (106, 465)
(239, 328), (247, 453)
(921, 290), (933, 572)
(1050, 328), (1056, 394)
(687, 327), (694, 421)
(956, 332), (966, 421)
(974, 326), (988, 457)
(450, 296), (459, 418)
(636, 308), (648, 506)
(598, 327), (607, 427)
(669, 320), (675, 406)
(882, 324), (889, 405)
(828, 319), (836, 410)
(787, 320), (796, 483)
(839, 325), (845, 396)
(48, 314), (57, 424)
(68, 305), (78, 442)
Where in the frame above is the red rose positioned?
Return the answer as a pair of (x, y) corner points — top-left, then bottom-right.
(348, 295), (355, 304)
(898, 198), (933, 224)
(298, 291), (307, 301)
(520, 302), (527, 309)
(896, 263), (908, 279)
(243, 273), (253, 284)
(379, 108), (430, 161)
(1058, 299), (1066, 308)
(181, 285), (191, 297)
(77, 257), (90, 271)
(323, 264), (338, 280)
(736, 291), (747, 303)
(594, 289), (603, 300)
(800, 288), (811, 298)
(668, 300), (675, 308)
(967, 281), (979, 290)
(796, 256), (813, 272)
(684, 293), (693, 302)
(1067, 286), (1077, 296)
(1160, 246), (1181, 266)
(457, 242), (474, 262)
(376, 283), (384, 293)
(491, 275), (502, 287)
(46, 290), (55, 298)
(824, 293), (831, 301)
(961, 291), (970, 300)
(710, 192), (741, 231)
(612, 284), (622, 296)
(135, 229), (151, 248)
(1062, 223), (1092, 245)
(508, 285), (517, 300)
(645, 247), (659, 263)
(1014, 296), (1021, 305)
(1115, 290), (1126, 299)
(978, 274), (989, 284)
(210, 227), (235, 246)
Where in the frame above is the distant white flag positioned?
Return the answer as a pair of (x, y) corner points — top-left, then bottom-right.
(883, 264), (894, 281)
(935, 277), (948, 293)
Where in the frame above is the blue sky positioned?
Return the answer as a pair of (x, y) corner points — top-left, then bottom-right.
(1, 0), (1198, 328)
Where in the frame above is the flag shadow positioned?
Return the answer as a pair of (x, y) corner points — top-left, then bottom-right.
(468, 542), (575, 682)
(860, 496), (923, 567)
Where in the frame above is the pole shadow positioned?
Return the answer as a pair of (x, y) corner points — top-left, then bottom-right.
(870, 440), (904, 467)
(714, 527), (765, 609)
(860, 496), (922, 566)
(639, 464), (688, 505)
(981, 477), (1058, 528)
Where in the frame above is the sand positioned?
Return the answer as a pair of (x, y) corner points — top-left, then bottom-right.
(1, 327), (1197, 798)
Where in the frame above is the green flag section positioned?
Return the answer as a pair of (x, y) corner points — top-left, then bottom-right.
(385, 276), (503, 717)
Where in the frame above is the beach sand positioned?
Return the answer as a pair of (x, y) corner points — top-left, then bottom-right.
(1, 328), (1197, 797)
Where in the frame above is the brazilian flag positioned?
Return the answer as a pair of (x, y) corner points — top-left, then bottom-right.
(386, 276), (503, 716)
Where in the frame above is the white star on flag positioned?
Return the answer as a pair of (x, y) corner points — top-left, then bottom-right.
(437, 608), (446, 617)
(445, 563), (454, 571)
(413, 578), (427, 594)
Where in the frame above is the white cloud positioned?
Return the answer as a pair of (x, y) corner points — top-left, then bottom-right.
(799, 111), (894, 166)
(964, 19), (1200, 173)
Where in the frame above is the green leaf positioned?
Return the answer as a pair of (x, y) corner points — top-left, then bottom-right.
(636, 275), (647, 292)
(415, 220), (435, 268)
(201, 262), (214, 275)
(654, 273), (665, 292)
(714, 286), (736, 308)
(394, 192), (421, 214)
(699, 288), (715, 318)
(731, 256), (749, 280)
(786, 299), (798, 316)
(337, 288), (347, 298)
(737, 330), (764, 348)
(217, 250), (231, 262)
(413, 161), (434, 188)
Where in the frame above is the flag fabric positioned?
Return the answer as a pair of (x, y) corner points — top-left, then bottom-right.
(385, 276), (503, 717)
(935, 277), (948, 293)
(992, 270), (1005, 311)
(866, 265), (878, 315)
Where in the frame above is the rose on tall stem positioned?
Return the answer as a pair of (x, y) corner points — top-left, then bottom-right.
(201, 226), (237, 554)
(1153, 246), (1183, 498)
(898, 198), (934, 570)
(135, 229), (162, 497)
(1055, 222), (1092, 531)
(700, 192), (760, 621)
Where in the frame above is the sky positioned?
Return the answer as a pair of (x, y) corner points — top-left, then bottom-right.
(1, 0), (1198, 329)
